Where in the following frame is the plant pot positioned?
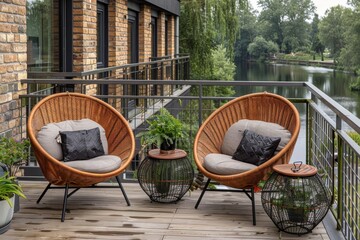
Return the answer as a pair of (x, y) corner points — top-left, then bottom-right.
(287, 207), (309, 223)
(0, 195), (14, 234)
(160, 142), (175, 152)
(154, 160), (172, 194)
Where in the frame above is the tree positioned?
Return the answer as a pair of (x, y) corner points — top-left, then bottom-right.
(247, 36), (279, 60)
(310, 14), (325, 60)
(257, 0), (314, 53)
(339, 5), (360, 73)
(234, 6), (258, 61)
(257, 0), (285, 51)
(179, 0), (244, 79)
(318, 5), (350, 62)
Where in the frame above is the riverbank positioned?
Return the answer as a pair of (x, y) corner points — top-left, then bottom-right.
(271, 58), (335, 69)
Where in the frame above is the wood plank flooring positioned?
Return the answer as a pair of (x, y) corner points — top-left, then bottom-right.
(2, 181), (330, 240)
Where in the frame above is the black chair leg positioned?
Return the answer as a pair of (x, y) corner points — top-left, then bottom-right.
(61, 184), (69, 222)
(37, 183), (51, 204)
(195, 178), (211, 209)
(251, 187), (256, 226)
(115, 175), (130, 206)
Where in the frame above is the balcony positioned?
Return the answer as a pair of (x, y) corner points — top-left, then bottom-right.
(10, 61), (360, 239)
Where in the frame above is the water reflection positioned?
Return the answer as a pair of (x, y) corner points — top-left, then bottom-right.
(234, 62), (359, 162)
(234, 62), (359, 117)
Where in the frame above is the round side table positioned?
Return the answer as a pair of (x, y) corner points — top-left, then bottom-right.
(261, 162), (331, 235)
(137, 149), (194, 203)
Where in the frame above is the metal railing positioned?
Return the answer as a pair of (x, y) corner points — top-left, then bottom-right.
(19, 79), (360, 240)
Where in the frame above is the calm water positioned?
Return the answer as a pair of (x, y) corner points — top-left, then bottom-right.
(234, 62), (359, 161)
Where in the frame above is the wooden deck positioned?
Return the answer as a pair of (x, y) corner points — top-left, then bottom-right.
(3, 181), (330, 240)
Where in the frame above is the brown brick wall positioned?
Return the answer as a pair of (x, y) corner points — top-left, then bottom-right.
(73, 0), (97, 72)
(167, 15), (175, 56)
(0, 0), (27, 139)
(108, 0), (128, 109)
(157, 12), (165, 58)
(139, 5), (151, 63)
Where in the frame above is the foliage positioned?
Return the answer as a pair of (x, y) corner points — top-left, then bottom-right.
(257, 0), (315, 53)
(179, 0), (244, 78)
(347, 131), (360, 145)
(338, 8), (360, 74)
(136, 108), (189, 149)
(318, 6), (350, 62)
(310, 14), (325, 61)
(0, 137), (30, 177)
(235, 6), (258, 61)
(247, 36), (278, 61)
(0, 174), (26, 207)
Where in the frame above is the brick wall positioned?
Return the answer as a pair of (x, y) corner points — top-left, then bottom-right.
(0, 0), (27, 139)
(167, 15), (175, 56)
(157, 12), (165, 58)
(139, 5), (151, 63)
(73, 0), (97, 72)
(108, 0), (128, 108)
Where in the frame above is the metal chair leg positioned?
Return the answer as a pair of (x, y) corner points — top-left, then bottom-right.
(61, 184), (69, 222)
(37, 183), (51, 204)
(251, 187), (256, 226)
(115, 175), (130, 206)
(195, 178), (211, 209)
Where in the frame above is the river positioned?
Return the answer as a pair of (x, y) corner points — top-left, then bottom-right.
(234, 62), (359, 162)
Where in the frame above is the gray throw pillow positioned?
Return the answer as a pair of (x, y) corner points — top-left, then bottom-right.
(59, 127), (105, 162)
(37, 119), (108, 160)
(232, 129), (281, 166)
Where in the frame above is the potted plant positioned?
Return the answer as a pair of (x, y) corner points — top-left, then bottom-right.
(137, 108), (189, 195)
(269, 179), (313, 223)
(0, 137), (29, 213)
(136, 108), (189, 152)
(0, 174), (26, 234)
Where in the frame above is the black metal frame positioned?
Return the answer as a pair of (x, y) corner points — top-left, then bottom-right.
(195, 178), (256, 226)
(36, 175), (130, 222)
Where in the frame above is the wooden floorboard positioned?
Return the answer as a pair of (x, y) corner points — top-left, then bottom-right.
(2, 181), (331, 240)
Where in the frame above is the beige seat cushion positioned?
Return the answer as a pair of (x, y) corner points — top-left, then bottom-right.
(64, 155), (121, 173)
(37, 119), (108, 160)
(221, 119), (291, 156)
(203, 153), (257, 175)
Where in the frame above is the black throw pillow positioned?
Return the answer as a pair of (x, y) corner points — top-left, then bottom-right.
(59, 127), (105, 162)
(232, 129), (281, 166)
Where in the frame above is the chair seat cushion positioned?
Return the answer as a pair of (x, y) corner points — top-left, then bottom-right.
(203, 153), (257, 175)
(37, 119), (108, 160)
(63, 155), (122, 173)
(221, 119), (291, 156)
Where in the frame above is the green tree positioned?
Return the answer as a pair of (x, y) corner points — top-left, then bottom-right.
(179, 0), (244, 79)
(248, 36), (279, 61)
(310, 14), (325, 60)
(318, 5), (350, 62)
(234, 6), (258, 61)
(282, 0), (315, 53)
(257, 0), (314, 53)
(339, 5), (360, 73)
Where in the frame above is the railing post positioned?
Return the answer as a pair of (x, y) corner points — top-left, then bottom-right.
(306, 100), (311, 165)
(336, 115), (343, 231)
(198, 83), (203, 127)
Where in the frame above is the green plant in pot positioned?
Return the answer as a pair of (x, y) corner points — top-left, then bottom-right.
(0, 137), (29, 213)
(270, 179), (312, 223)
(136, 108), (189, 152)
(0, 173), (26, 234)
(137, 108), (189, 194)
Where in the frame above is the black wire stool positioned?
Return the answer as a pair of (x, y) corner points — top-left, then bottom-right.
(138, 149), (194, 203)
(261, 162), (331, 235)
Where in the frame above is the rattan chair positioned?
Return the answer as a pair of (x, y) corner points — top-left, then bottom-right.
(27, 92), (135, 221)
(194, 92), (300, 225)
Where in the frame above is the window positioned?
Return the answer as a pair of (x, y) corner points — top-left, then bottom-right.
(26, 0), (72, 72)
